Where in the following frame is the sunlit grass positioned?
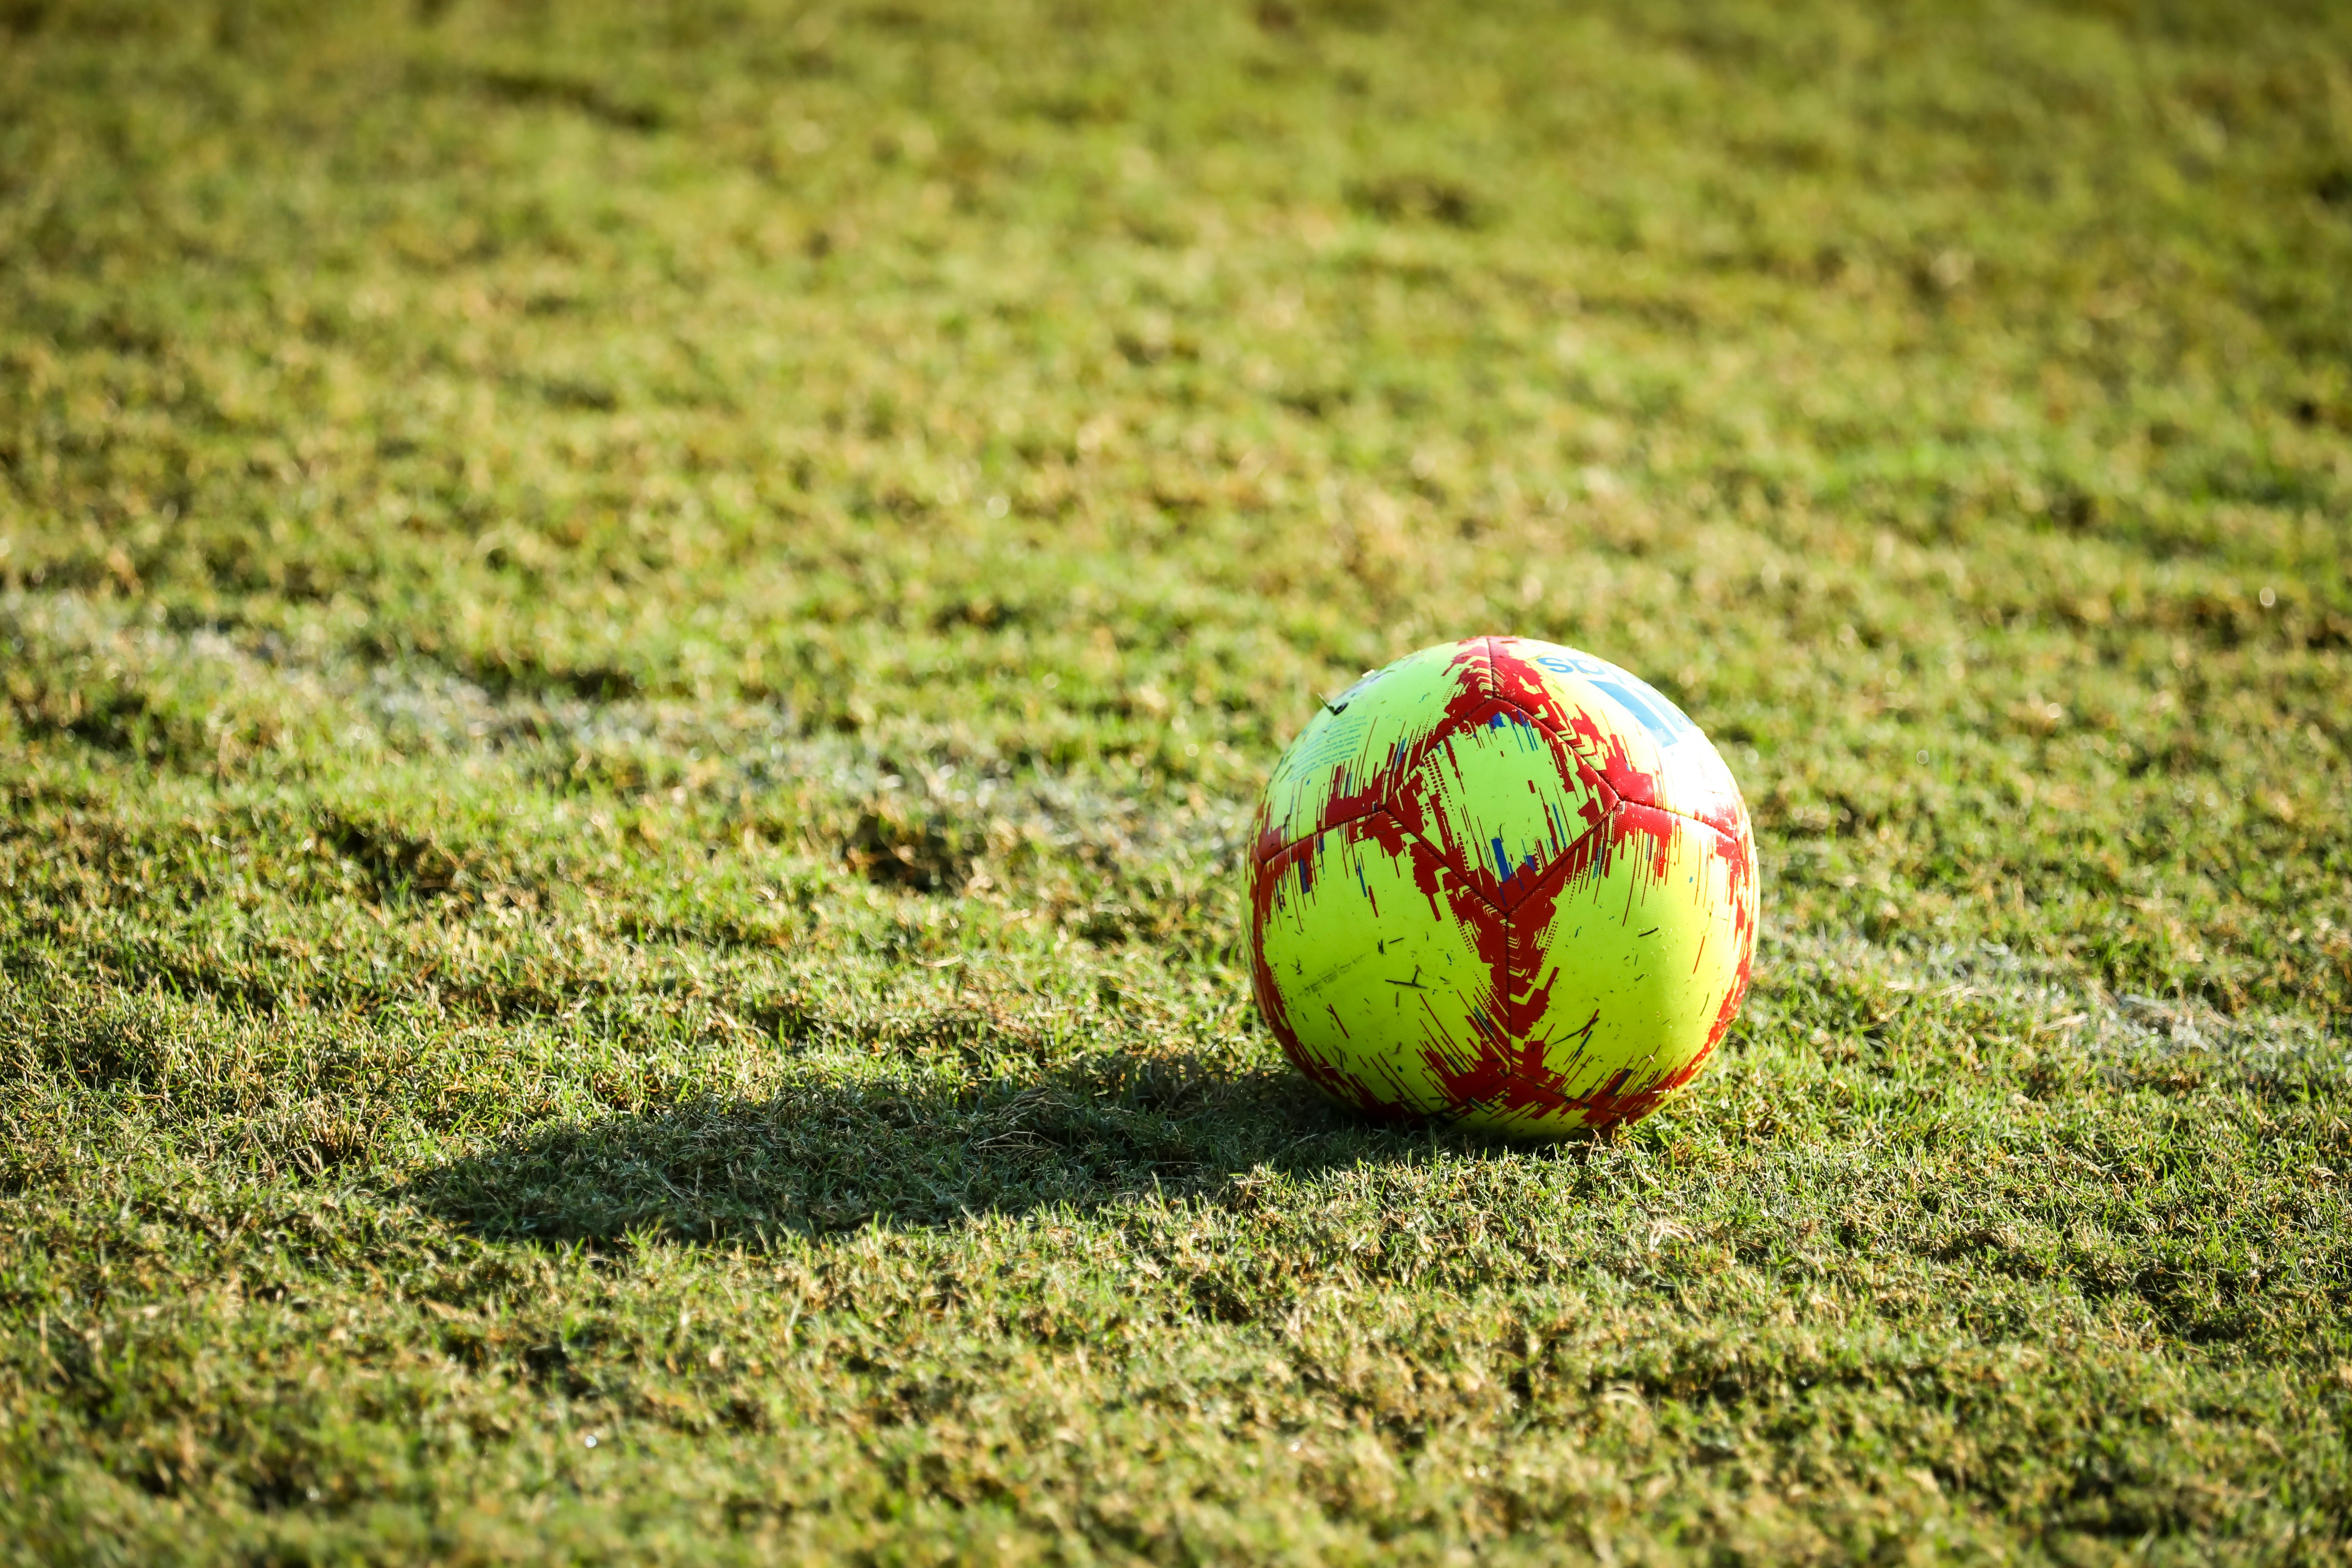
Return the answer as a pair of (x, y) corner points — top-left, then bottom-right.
(2, 0), (2348, 1561)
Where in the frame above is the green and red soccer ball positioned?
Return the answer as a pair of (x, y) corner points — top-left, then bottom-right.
(1247, 636), (1757, 1137)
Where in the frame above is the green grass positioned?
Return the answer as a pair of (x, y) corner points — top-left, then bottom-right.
(3, 0), (2350, 1560)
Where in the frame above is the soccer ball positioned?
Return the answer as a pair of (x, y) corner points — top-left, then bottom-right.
(1248, 636), (1757, 1137)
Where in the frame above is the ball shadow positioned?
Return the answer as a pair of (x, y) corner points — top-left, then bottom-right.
(404, 1043), (1490, 1247)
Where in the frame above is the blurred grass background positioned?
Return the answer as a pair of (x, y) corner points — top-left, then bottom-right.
(1, 0), (2349, 1562)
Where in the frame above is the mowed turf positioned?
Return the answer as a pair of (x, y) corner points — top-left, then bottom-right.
(2, 0), (2350, 1561)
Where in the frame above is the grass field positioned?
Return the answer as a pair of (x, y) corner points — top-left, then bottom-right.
(4, 0), (2351, 1560)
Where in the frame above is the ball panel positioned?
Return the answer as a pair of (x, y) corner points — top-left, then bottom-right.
(1390, 699), (1617, 912)
(1488, 637), (1750, 838)
(1467, 802), (1755, 1135)
(1486, 636), (1676, 812)
(1249, 809), (1498, 1120)
(1252, 642), (1480, 864)
(1650, 729), (1751, 845)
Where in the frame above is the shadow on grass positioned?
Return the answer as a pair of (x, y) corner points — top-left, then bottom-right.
(405, 1047), (1466, 1246)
